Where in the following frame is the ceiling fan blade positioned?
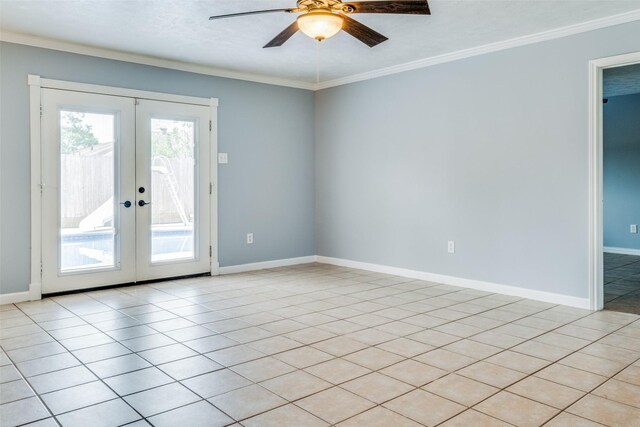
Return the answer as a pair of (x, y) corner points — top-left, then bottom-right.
(340, 1), (430, 15)
(341, 15), (388, 48)
(263, 21), (299, 48)
(209, 9), (293, 20)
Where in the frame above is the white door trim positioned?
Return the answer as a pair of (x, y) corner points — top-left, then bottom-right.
(28, 75), (43, 301)
(587, 52), (640, 311)
(37, 77), (218, 107)
(209, 97), (220, 276)
(28, 75), (219, 299)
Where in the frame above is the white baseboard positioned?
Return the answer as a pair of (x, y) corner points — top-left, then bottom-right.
(0, 291), (31, 305)
(316, 256), (591, 310)
(2, 254), (593, 309)
(219, 256), (317, 275)
(604, 247), (640, 256)
(0, 282), (42, 305)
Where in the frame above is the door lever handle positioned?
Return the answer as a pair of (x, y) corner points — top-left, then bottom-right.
(138, 200), (151, 207)
(120, 201), (132, 208)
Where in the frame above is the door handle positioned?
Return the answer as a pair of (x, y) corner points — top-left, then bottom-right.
(120, 201), (132, 208)
(138, 200), (151, 207)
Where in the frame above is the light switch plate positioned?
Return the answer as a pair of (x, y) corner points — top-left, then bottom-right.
(218, 153), (228, 164)
(631, 224), (638, 234)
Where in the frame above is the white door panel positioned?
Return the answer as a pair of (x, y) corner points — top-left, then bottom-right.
(41, 89), (136, 293)
(135, 99), (211, 281)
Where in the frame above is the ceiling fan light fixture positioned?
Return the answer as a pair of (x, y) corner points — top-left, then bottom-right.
(297, 11), (343, 41)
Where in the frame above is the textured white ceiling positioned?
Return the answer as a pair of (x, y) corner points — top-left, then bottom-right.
(2, 0), (640, 84)
(604, 63), (640, 97)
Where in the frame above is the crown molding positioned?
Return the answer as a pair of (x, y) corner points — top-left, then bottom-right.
(0, 30), (317, 91)
(316, 8), (640, 90)
(2, 8), (640, 92)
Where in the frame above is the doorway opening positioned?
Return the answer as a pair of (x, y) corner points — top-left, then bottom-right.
(602, 64), (640, 314)
(589, 54), (640, 312)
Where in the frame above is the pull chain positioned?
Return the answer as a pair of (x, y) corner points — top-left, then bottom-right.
(316, 41), (320, 84)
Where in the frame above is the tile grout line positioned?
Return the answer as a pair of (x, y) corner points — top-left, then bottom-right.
(2, 262), (639, 426)
(3, 268), (537, 425)
(0, 286), (614, 423)
(5, 303), (150, 426)
(0, 349), (59, 426)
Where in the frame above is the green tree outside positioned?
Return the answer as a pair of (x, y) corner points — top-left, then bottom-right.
(59, 113), (194, 158)
(60, 112), (100, 154)
(152, 121), (195, 159)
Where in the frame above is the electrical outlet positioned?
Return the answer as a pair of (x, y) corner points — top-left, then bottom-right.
(218, 153), (228, 164)
(447, 241), (455, 254)
(631, 224), (638, 234)
(246, 233), (253, 244)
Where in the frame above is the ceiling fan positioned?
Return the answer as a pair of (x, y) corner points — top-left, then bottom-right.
(209, 0), (430, 48)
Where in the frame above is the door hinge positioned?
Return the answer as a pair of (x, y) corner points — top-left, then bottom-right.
(209, 120), (212, 131)
(40, 105), (43, 117)
(209, 183), (213, 194)
(134, 98), (140, 106)
(209, 246), (212, 257)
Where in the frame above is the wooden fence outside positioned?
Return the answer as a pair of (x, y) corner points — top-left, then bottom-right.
(60, 155), (195, 227)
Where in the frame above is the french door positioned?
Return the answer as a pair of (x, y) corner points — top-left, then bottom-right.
(41, 89), (212, 293)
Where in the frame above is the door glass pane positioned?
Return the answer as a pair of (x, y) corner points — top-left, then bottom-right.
(150, 118), (196, 262)
(59, 111), (117, 272)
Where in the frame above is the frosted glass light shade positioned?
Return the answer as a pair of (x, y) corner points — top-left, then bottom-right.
(297, 11), (343, 41)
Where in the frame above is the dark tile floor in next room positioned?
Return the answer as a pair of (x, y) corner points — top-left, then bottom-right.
(604, 253), (640, 315)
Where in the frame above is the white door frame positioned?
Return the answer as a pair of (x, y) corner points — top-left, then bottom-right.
(588, 52), (640, 311)
(28, 75), (219, 300)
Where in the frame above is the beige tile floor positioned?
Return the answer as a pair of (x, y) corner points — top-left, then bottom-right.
(1, 263), (640, 426)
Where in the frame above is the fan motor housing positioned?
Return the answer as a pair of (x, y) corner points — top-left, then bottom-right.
(297, 0), (353, 13)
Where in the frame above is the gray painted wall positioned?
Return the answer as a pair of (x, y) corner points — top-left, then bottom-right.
(3, 20), (640, 299)
(603, 93), (640, 250)
(315, 21), (640, 299)
(0, 42), (316, 295)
